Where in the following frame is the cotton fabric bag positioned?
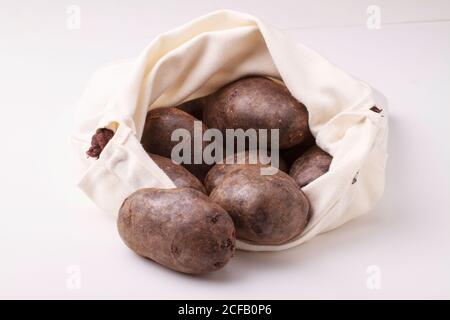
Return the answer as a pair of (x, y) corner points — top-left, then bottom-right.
(72, 10), (388, 252)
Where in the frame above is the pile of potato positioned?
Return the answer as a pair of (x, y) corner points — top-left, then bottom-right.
(117, 76), (332, 274)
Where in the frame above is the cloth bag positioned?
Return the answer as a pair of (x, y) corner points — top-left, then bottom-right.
(72, 10), (388, 252)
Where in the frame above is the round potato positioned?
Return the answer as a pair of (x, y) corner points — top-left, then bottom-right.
(210, 166), (310, 245)
(289, 146), (332, 188)
(203, 76), (310, 149)
(204, 150), (288, 194)
(148, 153), (206, 194)
(141, 107), (211, 181)
(118, 188), (236, 274)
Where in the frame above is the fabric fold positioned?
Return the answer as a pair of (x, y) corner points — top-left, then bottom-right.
(72, 9), (388, 251)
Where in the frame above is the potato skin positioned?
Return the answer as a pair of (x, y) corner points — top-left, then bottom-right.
(176, 98), (205, 120)
(210, 167), (310, 245)
(203, 76), (310, 149)
(117, 188), (236, 274)
(289, 146), (332, 188)
(141, 107), (211, 181)
(280, 131), (315, 168)
(204, 151), (288, 194)
(148, 153), (206, 194)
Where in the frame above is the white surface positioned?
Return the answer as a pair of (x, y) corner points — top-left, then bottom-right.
(1, 1), (449, 299)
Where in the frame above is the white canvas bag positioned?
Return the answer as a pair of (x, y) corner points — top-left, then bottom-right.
(72, 10), (388, 252)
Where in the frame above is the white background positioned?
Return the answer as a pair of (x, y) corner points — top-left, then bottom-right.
(1, 0), (449, 299)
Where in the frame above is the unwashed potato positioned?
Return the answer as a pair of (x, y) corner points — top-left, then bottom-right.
(280, 131), (315, 168)
(289, 145), (332, 188)
(118, 188), (236, 274)
(141, 107), (211, 181)
(148, 153), (206, 194)
(204, 150), (288, 194)
(210, 166), (310, 245)
(203, 76), (310, 149)
(176, 97), (205, 120)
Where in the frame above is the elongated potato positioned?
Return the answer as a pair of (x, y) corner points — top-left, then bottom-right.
(289, 146), (332, 188)
(204, 151), (288, 194)
(141, 107), (211, 181)
(148, 153), (206, 194)
(210, 166), (310, 245)
(203, 76), (310, 149)
(118, 188), (236, 274)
